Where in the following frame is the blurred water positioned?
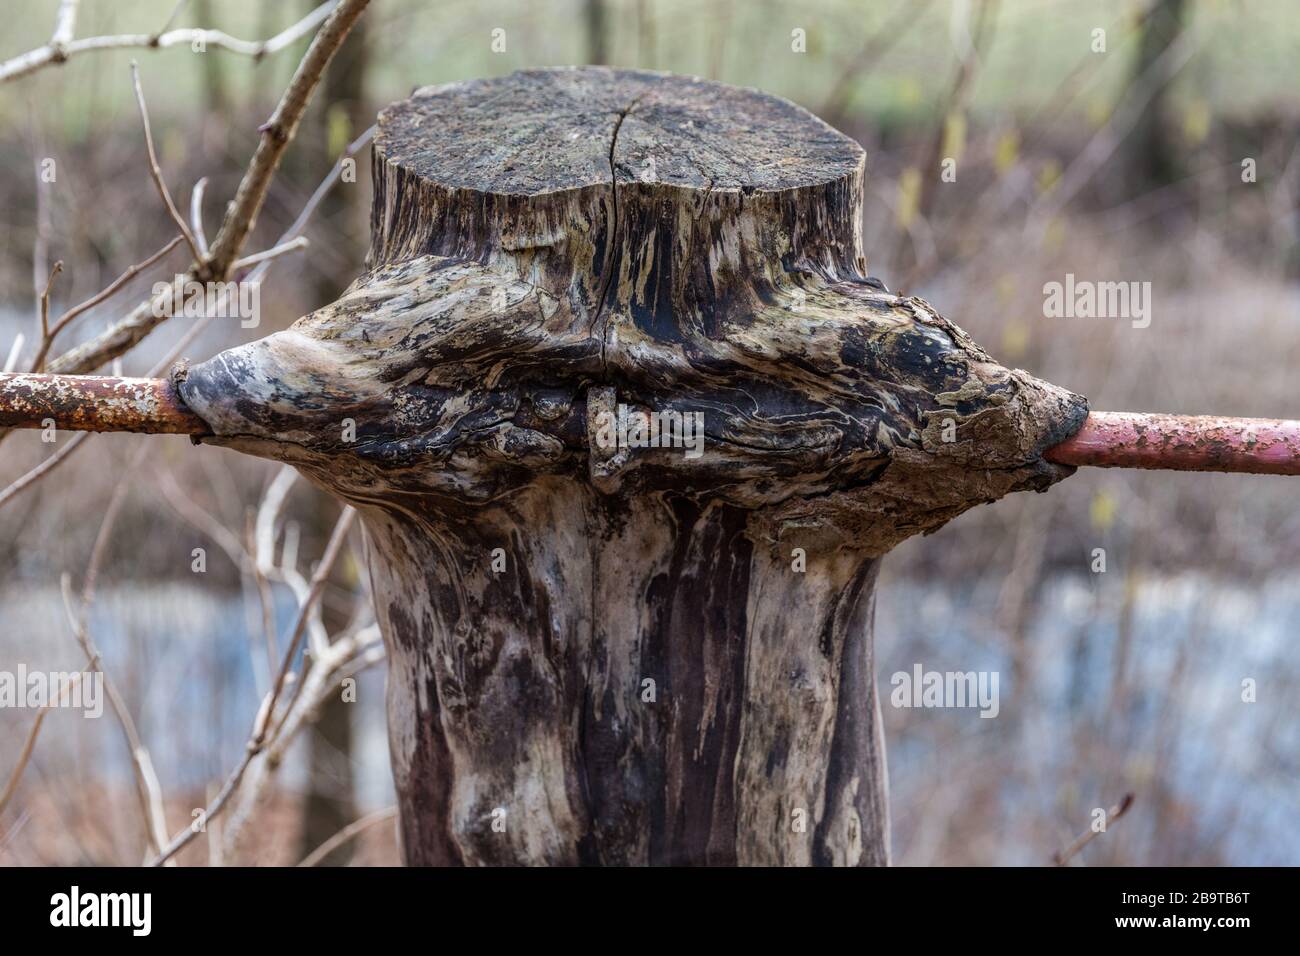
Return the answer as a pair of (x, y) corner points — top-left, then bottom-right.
(878, 571), (1300, 865)
(1, 570), (1296, 864)
(0, 583), (394, 810)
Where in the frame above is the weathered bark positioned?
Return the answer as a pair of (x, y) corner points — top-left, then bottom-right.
(173, 68), (1088, 865)
(296, 7), (372, 867)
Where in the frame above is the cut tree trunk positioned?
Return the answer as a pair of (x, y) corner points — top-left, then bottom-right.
(171, 68), (1088, 865)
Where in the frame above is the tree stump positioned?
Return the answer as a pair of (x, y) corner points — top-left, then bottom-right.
(175, 68), (1088, 865)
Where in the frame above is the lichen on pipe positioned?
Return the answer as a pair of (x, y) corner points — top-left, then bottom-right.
(0, 372), (206, 436)
(1044, 411), (1300, 476)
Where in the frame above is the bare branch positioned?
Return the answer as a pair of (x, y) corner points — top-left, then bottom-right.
(60, 496), (175, 860)
(0, 432), (89, 509)
(39, 261), (63, 342)
(0, 122), (372, 498)
(246, 512), (279, 681)
(155, 0), (190, 38)
(258, 507), (357, 743)
(0, 1), (339, 84)
(55, 237), (182, 341)
(204, 0), (371, 277)
(283, 124), (376, 240)
(42, 0), (371, 377)
(189, 177), (210, 257)
(820, 0), (934, 118)
(30, 235), (183, 373)
(0, 710), (53, 819)
(157, 470), (248, 572)
(51, 0), (80, 49)
(296, 806), (396, 867)
(149, 506), (358, 867)
(0, 672), (87, 817)
(1030, 27), (1200, 223)
(130, 63), (203, 263)
(230, 235), (309, 271)
(1054, 793), (1135, 865)
(32, 151), (53, 331)
(3, 335), (24, 373)
(222, 622), (382, 858)
(254, 466), (329, 660)
(146, 714), (261, 868)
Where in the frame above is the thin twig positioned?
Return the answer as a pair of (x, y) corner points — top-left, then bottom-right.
(30, 235), (183, 373)
(258, 508), (356, 743)
(0, 120), (371, 502)
(0, 672), (86, 817)
(1054, 793), (1135, 865)
(155, 0), (191, 38)
(190, 177), (210, 257)
(254, 467), (331, 660)
(283, 125), (376, 241)
(205, 0), (371, 278)
(130, 63), (203, 264)
(221, 623), (382, 858)
(1029, 27), (1199, 224)
(147, 722), (260, 868)
(230, 236), (309, 271)
(50, 237), (182, 340)
(32, 155), (52, 331)
(0, 1), (339, 83)
(50, 0), (80, 49)
(41, 0), (370, 377)
(896, 0), (998, 286)
(39, 261), (63, 342)
(61, 561), (172, 862)
(334, 644), (384, 689)
(3, 335), (24, 373)
(155, 469), (273, 695)
(157, 470), (248, 571)
(149, 506), (357, 867)
(246, 512), (279, 679)
(296, 806), (396, 867)
(0, 432), (89, 509)
(79, 445), (148, 612)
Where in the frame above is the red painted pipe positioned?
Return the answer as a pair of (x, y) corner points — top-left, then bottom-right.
(1045, 411), (1300, 476)
(2, 374), (1300, 476)
(0, 372), (206, 435)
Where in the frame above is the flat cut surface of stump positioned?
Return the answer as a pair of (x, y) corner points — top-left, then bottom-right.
(377, 68), (863, 193)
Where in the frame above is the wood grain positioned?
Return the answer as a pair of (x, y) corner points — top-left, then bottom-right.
(177, 68), (1088, 865)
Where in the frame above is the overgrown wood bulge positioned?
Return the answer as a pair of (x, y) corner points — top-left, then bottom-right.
(175, 68), (1087, 865)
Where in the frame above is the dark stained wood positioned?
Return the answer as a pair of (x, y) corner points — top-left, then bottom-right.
(175, 68), (1088, 865)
